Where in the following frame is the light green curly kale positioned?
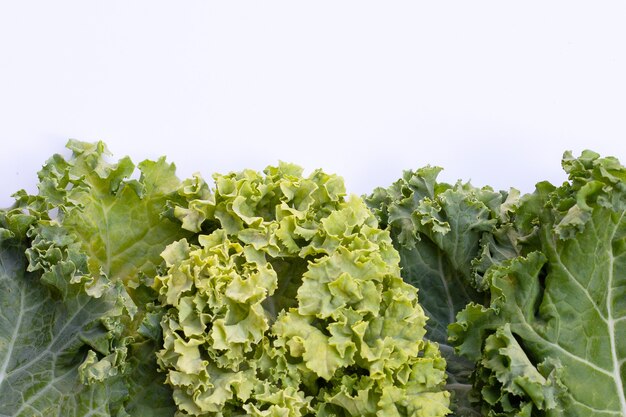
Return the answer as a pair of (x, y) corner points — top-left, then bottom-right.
(155, 162), (451, 416)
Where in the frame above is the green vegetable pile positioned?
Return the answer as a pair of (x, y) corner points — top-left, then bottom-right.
(0, 141), (624, 416)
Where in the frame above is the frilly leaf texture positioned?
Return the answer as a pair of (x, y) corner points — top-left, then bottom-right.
(365, 166), (520, 416)
(450, 151), (626, 416)
(156, 163), (451, 416)
(0, 140), (187, 416)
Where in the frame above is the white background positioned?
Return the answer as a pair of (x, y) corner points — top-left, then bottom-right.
(1, 1), (625, 207)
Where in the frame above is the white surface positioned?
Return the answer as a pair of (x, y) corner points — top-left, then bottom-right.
(1, 1), (625, 207)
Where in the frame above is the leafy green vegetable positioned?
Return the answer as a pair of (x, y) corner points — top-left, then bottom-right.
(35, 140), (191, 298)
(0, 211), (128, 416)
(450, 150), (626, 416)
(365, 167), (521, 416)
(2, 140), (624, 417)
(155, 163), (451, 416)
(0, 141), (187, 416)
(368, 151), (626, 416)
